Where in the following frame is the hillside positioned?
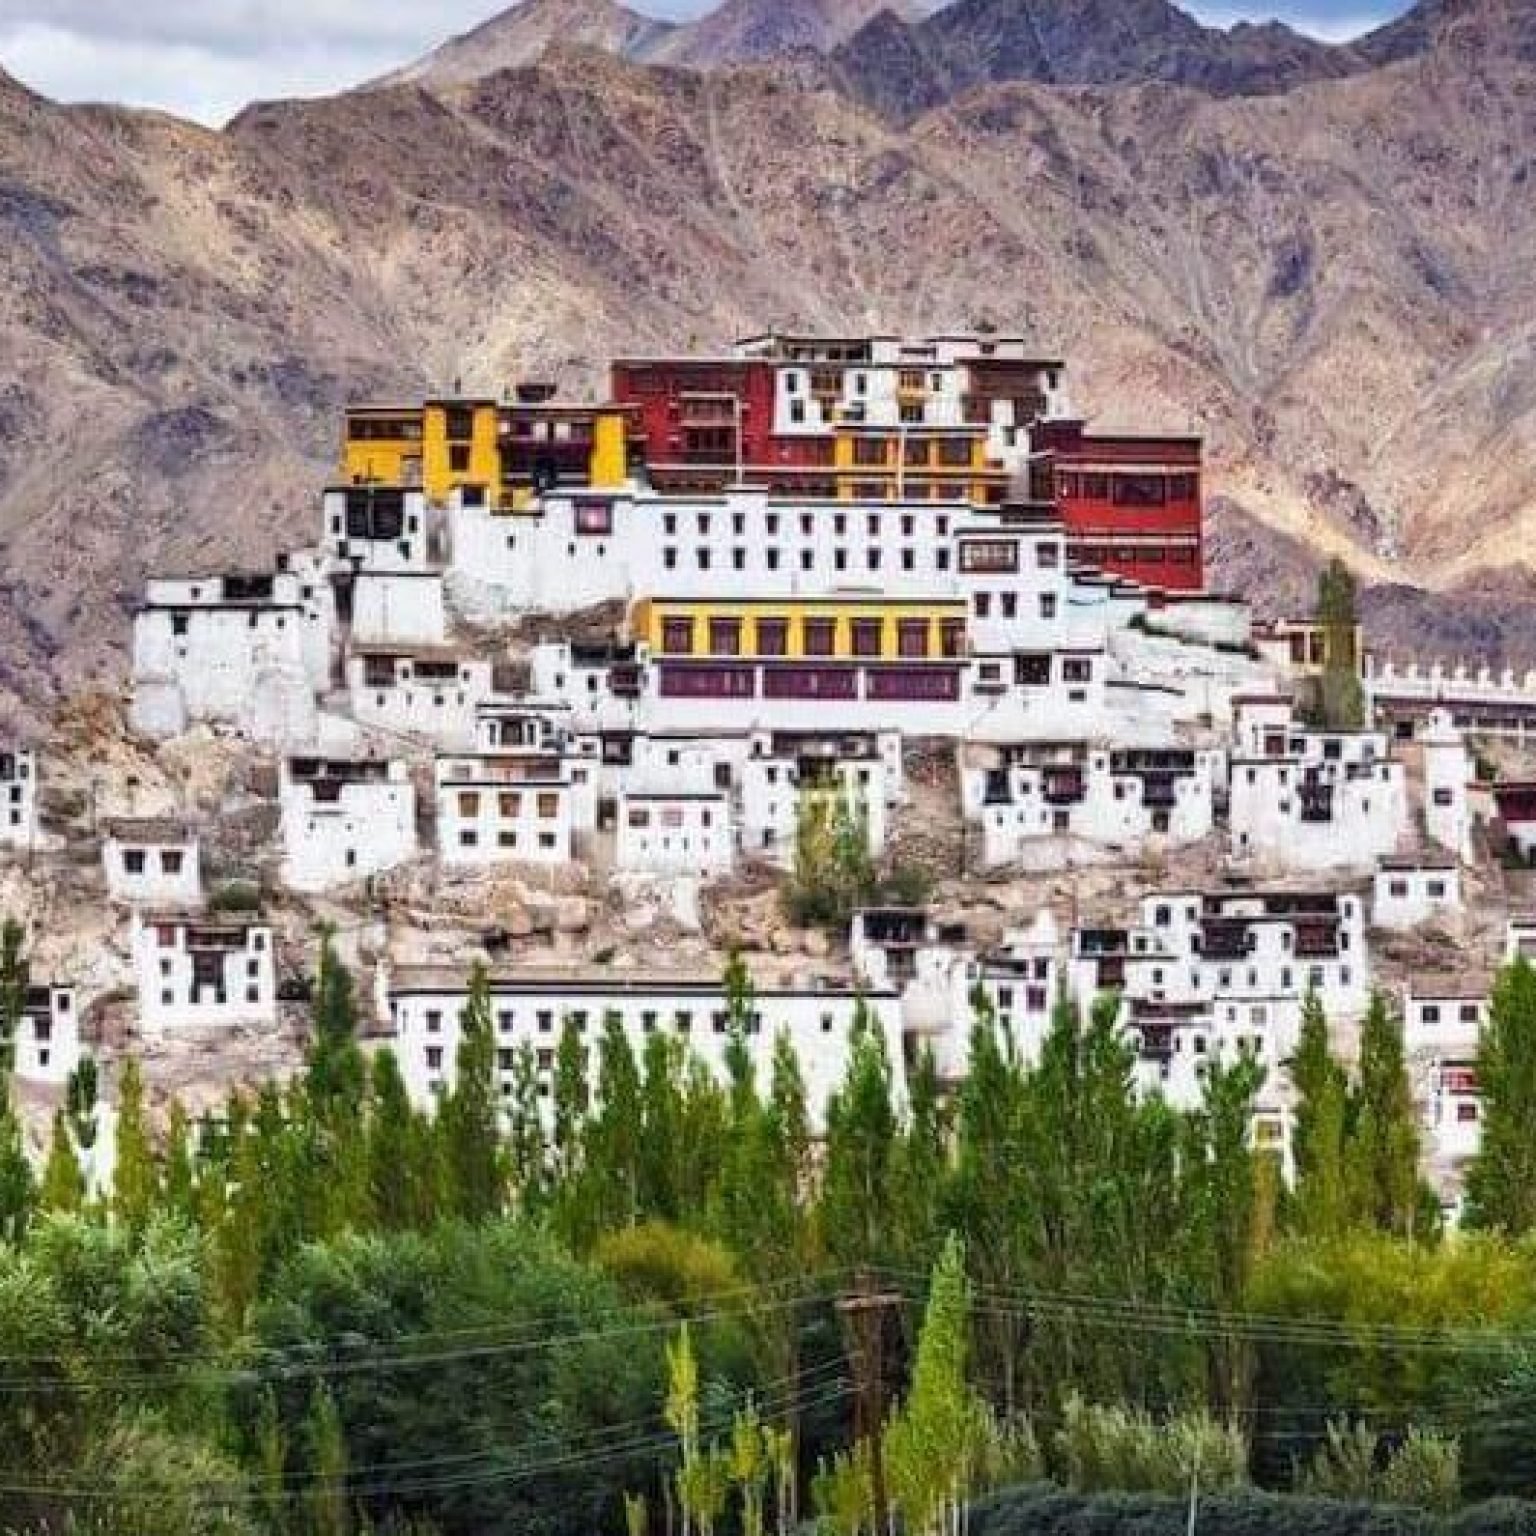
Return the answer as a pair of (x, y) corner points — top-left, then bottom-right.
(0, 8), (1534, 705)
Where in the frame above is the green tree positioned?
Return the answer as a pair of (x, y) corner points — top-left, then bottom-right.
(1287, 991), (1351, 1237)
(368, 1048), (439, 1231)
(0, 916), (28, 1093)
(113, 1057), (159, 1239)
(305, 1385), (351, 1536)
(39, 1108), (86, 1214)
(885, 1235), (994, 1536)
(1349, 992), (1425, 1238)
(1465, 956), (1536, 1234)
(1305, 556), (1365, 729)
(820, 1001), (898, 1270)
(439, 965), (504, 1224)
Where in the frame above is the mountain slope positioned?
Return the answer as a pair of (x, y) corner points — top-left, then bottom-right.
(648, 0), (913, 68)
(832, 0), (1357, 119)
(377, 0), (677, 88)
(0, 31), (1535, 703)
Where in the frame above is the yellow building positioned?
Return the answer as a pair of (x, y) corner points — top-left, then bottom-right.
(341, 398), (633, 509)
(630, 595), (970, 663)
(831, 427), (1004, 505)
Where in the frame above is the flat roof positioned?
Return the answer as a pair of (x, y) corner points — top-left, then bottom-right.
(389, 966), (897, 1000)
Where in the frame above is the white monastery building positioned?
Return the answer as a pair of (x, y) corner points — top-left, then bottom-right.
(387, 966), (905, 1130)
(615, 791), (735, 878)
(0, 747), (39, 851)
(435, 750), (576, 867)
(279, 756), (418, 893)
(132, 913), (278, 1032)
(103, 819), (203, 908)
(1372, 856), (1462, 931)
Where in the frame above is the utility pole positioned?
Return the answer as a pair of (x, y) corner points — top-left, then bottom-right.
(836, 1270), (902, 1536)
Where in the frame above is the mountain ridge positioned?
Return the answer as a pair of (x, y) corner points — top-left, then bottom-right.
(0, 0), (1533, 706)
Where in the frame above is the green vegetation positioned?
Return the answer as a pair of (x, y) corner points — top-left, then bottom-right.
(1300, 556), (1367, 730)
(0, 932), (1535, 1534)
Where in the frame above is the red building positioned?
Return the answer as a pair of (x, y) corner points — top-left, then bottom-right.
(1032, 419), (1205, 592)
(611, 356), (835, 495)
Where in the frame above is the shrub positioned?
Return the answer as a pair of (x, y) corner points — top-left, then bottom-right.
(207, 879), (261, 914)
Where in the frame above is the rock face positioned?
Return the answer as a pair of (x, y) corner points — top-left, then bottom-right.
(832, 0), (1356, 119)
(375, 0), (679, 88)
(2, 6), (1536, 704)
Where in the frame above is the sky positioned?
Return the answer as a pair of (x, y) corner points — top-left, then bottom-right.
(0, 0), (1406, 128)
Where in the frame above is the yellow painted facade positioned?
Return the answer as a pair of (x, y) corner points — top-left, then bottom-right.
(343, 400), (637, 507)
(421, 402), (501, 505)
(631, 596), (969, 663)
(590, 411), (630, 490)
(830, 428), (1002, 503)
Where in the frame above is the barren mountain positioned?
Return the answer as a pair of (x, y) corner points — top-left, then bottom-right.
(377, 0), (678, 88)
(0, 4), (1534, 708)
(648, 0), (918, 68)
(830, 0), (1357, 119)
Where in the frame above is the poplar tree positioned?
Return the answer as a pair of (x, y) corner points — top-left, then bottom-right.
(949, 987), (1031, 1417)
(368, 1048), (438, 1231)
(440, 964), (504, 1224)
(891, 1043), (947, 1280)
(39, 1107), (85, 1213)
(820, 1000), (898, 1270)
(113, 1056), (159, 1239)
(0, 917), (28, 1092)
(586, 1011), (645, 1233)
(304, 1385), (351, 1536)
(504, 1041), (548, 1214)
(162, 1100), (197, 1223)
(1465, 956), (1536, 1233)
(1288, 991), (1351, 1236)
(1349, 992), (1424, 1238)
(639, 1031), (688, 1221)
(552, 1015), (589, 1193)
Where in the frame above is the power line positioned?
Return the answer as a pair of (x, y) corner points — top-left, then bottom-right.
(0, 1281), (840, 1397)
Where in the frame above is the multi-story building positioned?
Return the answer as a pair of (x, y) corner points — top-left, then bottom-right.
(345, 645), (496, 750)
(322, 485), (436, 572)
(628, 594), (972, 732)
(612, 333), (1065, 503)
(615, 791), (735, 878)
(340, 393), (636, 510)
(130, 558), (334, 744)
(387, 966), (905, 1128)
(279, 757), (418, 893)
(446, 484), (1087, 640)
(1070, 888), (1371, 1107)
(1372, 856), (1461, 931)
(1421, 708), (1475, 862)
(103, 819), (202, 908)
(12, 984), (82, 1086)
(1493, 782), (1536, 863)
(963, 742), (1220, 867)
(0, 747), (39, 851)
(435, 750), (576, 867)
(132, 913), (277, 1032)
(739, 732), (896, 862)
(1227, 698), (1407, 870)
(1031, 418), (1204, 592)
(1403, 978), (1490, 1207)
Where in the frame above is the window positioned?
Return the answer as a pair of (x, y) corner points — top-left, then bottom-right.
(457, 792), (481, 817)
(661, 617), (695, 654)
(709, 618), (743, 656)
(939, 620), (965, 659)
(757, 618), (789, 657)
(938, 437), (971, 467)
(498, 792), (522, 818)
(1040, 594), (1058, 619)
(851, 619), (882, 658)
(426, 1046), (443, 1071)
(803, 618), (837, 657)
(959, 540), (1018, 574)
(1036, 542), (1060, 568)
(124, 850), (146, 875)
(536, 793), (560, 819)
(449, 445), (471, 474)
(853, 438), (886, 467)
(1062, 657), (1092, 683)
(897, 620), (929, 659)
